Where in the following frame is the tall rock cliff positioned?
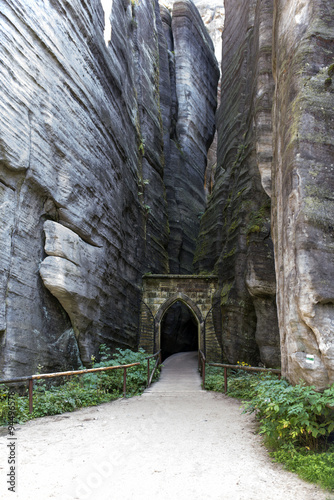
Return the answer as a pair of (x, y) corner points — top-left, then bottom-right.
(272, 0), (334, 389)
(195, 0), (334, 389)
(195, 0), (280, 368)
(162, 0), (219, 273)
(0, 0), (162, 377)
(0, 0), (218, 377)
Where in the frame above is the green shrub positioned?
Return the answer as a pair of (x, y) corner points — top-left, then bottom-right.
(0, 388), (31, 425)
(0, 347), (160, 425)
(205, 365), (226, 392)
(86, 347), (158, 397)
(204, 365), (334, 492)
(243, 376), (334, 451)
(205, 365), (259, 399)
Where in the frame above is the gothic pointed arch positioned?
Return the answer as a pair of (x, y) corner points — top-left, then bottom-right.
(139, 274), (220, 360)
(154, 292), (204, 329)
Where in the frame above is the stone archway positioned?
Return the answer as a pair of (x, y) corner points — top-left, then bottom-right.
(139, 274), (222, 361)
(160, 301), (199, 361)
(155, 293), (203, 360)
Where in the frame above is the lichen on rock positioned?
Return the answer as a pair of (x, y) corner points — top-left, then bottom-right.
(272, 0), (334, 389)
(194, 0), (280, 368)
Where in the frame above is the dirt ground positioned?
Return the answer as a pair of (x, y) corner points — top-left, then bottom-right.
(0, 352), (333, 500)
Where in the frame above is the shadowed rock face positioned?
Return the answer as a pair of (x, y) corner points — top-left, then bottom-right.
(0, 0), (218, 377)
(162, 0), (220, 273)
(1, 0), (334, 390)
(0, 0), (150, 376)
(272, 0), (334, 388)
(195, 0), (334, 388)
(194, 0), (280, 368)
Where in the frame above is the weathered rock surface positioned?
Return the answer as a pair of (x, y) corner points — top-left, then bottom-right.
(161, 0), (224, 202)
(40, 221), (106, 364)
(2, 0), (334, 391)
(0, 0), (218, 377)
(194, 0), (280, 368)
(195, 0), (334, 388)
(162, 0), (220, 273)
(272, 0), (334, 388)
(0, 0), (169, 376)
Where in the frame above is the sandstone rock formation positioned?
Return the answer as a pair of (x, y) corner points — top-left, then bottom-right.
(0, 0), (218, 377)
(2, 0), (334, 392)
(194, 0), (280, 368)
(157, 0), (219, 352)
(272, 0), (334, 388)
(0, 0), (147, 376)
(162, 0), (220, 273)
(195, 0), (334, 389)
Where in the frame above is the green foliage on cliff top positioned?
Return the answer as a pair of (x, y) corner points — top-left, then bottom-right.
(0, 348), (160, 425)
(205, 367), (334, 492)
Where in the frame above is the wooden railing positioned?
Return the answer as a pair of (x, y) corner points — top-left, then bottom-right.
(0, 362), (141, 413)
(198, 350), (206, 389)
(208, 362), (281, 394)
(146, 350), (161, 387)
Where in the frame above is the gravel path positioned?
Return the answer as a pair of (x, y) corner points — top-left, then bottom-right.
(0, 352), (333, 500)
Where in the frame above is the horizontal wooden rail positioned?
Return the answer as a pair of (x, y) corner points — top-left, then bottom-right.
(30, 363), (140, 380)
(0, 362), (141, 413)
(208, 362), (281, 394)
(145, 351), (161, 361)
(209, 363), (281, 374)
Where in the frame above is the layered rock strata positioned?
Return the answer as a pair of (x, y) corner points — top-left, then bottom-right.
(158, 0), (219, 348)
(0, 0), (218, 377)
(0, 0), (154, 376)
(272, 0), (334, 388)
(162, 0), (220, 273)
(196, 0), (334, 389)
(195, 0), (280, 368)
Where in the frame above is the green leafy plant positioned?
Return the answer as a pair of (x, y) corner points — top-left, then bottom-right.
(246, 198), (271, 238)
(243, 376), (334, 451)
(204, 366), (334, 492)
(0, 347), (160, 425)
(138, 137), (145, 155)
(272, 447), (334, 491)
(143, 204), (151, 215)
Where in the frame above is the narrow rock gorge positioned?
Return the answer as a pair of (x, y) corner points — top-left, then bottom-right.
(0, 0), (333, 390)
(0, 0), (218, 378)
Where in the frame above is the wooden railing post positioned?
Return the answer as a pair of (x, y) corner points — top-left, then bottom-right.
(123, 368), (127, 397)
(201, 356), (206, 389)
(0, 361), (142, 411)
(29, 378), (33, 413)
(145, 350), (161, 388)
(206, 362), (281, 395)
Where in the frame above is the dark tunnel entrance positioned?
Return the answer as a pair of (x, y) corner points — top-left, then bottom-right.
(160, 301), (199, 362)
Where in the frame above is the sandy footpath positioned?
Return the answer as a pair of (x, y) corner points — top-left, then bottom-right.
(0, 352), (333, 500)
